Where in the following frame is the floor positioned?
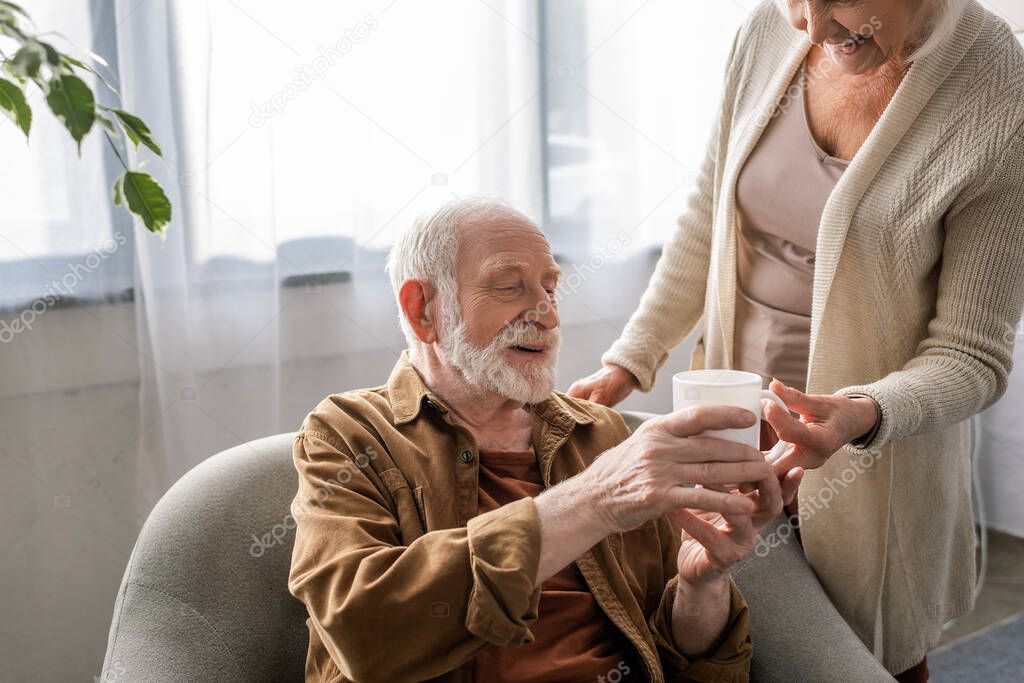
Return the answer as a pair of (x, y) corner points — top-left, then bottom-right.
(938, 528), (1024, 647)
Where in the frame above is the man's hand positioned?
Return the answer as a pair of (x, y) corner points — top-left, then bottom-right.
(584, 406), (775, 533)
(670, 467), (803, 585)
(665, 466), (803, 655)
(532, 405), (771, 583)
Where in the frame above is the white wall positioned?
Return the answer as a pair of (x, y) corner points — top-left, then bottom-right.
(977, 335), (1024, 537)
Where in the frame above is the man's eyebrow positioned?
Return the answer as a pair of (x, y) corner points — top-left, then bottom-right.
(545, 264), (564, 279)
(480, 259), (563, 279)
(482, 259), (528, 275)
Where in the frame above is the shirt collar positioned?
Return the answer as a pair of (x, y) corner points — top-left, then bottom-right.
(387, 350), (594, 427)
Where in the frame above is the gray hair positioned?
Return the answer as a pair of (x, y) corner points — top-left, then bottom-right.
(774, 0), (968, 63)
(385, 196), (536, 346)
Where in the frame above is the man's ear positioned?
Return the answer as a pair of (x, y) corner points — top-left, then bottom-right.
(399, 279), (439, 343)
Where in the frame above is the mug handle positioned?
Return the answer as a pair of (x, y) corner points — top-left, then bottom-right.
(760, 389), (790, 462)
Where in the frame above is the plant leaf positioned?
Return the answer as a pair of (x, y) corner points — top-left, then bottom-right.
(0, 78), (31, 137)
(10, 43), (42, 79)
(108, 108), (161, 155)
(60, 54), (86, 69)
(1, 61), (25, 85)
(111, 173), (124, 206)
(45, 73), (94, 152)
(119, 170), (171, 233)
(97, 113), (119, 138)
(0, 1), (29, 19)
(60, 54), (119, 95)
(37, 40), (60, 66)
(0, 1), (26, 29)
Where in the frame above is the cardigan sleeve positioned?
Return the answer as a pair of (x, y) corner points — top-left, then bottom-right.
(600, 28), (743, 392)
(836, 125), (1024, 452)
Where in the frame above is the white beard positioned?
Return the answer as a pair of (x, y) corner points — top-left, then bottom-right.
(438, 295), (560, 405)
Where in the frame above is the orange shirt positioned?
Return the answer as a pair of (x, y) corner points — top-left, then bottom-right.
(472, 447), (640, 683)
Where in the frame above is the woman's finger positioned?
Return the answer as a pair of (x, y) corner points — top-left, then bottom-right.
(752, 471), (783, 522)
(764, 401), (815, 444)
(765, 439), (796, 467)
(780, 467), (804, 506)
(769, 379), (820, 412)
(770, 448), (809, 475)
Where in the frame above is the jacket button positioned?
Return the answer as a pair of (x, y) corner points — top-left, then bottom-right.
(459, 449), (474, 463)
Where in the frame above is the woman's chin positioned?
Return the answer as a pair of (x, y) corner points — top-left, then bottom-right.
(824, 40), (883, 76)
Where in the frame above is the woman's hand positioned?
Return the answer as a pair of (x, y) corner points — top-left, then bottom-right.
(763, 379), (880, 475)
(567, 363), (638, 407)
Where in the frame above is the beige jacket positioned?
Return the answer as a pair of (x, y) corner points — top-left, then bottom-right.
(289, 352), (753, 682)
(602, 1), (1024, 673)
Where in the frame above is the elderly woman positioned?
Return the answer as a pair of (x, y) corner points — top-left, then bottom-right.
(570, 0), (1024, 679)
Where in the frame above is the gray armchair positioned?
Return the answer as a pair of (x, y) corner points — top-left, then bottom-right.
(101, 411), (893, 682)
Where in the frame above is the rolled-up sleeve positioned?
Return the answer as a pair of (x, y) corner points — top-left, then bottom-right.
(288, 428), (542, 682)
(648, 516), (753, 682)
(465, 497), (543, 645)
(649, 576), (753, 683)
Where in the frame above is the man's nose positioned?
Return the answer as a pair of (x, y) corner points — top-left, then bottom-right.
(524, 285), (559, 329)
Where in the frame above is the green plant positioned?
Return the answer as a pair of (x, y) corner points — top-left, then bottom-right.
(0, 0), (171, 234)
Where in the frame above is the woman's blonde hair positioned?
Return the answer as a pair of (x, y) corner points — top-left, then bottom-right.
(774, 0), (969, 63)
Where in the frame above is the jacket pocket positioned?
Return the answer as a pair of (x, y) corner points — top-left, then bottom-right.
(379, 468), (426, 542)
(413, 485), (427, 527)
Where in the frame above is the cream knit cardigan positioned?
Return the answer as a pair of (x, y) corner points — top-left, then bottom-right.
(602, 0), (1024, 673)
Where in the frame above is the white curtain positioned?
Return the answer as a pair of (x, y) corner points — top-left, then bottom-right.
(116, 0), (545, 494)
(541, 1), (755, 253)
(1, 1), (546, 679)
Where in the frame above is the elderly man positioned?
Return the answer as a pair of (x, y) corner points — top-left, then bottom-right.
(288, 198), (802, 682)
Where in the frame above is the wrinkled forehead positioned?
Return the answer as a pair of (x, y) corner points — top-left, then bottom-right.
(456, 215), (560, 279)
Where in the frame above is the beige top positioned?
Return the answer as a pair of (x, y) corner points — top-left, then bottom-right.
(733, 64), (849, 393)
(602, 1), (1024, 672)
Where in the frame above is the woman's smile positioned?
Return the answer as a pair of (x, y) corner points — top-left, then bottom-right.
(825, 33), (871, 58)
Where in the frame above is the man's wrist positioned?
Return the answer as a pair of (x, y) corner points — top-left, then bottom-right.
(541, 469), (618, 539)
(676, 571), (731, 602)
(671, 572), (732, 656)
(574, 469), (622, 538)
(533, 470), (619, 584)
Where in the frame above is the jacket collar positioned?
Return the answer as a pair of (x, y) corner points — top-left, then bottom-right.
(387, 350), (594, 428)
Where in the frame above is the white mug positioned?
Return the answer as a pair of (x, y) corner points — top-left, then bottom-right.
(672, 369), (790, 461)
